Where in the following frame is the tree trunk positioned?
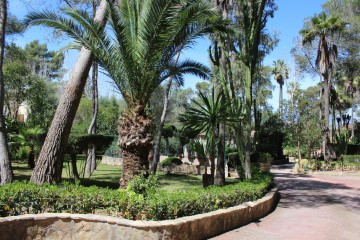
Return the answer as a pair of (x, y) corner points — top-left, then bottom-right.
(323, 76), (330, 168)
(209, 126), (216, 185)
(85, 62), (98, 178)
(151, 79), (172, 174)
(351, 100), (354, 139)
(213, 0), (229, 187)
(215, 121), (225, 185)
(70, 153), (80, 182)
(279, 82), (283, 115)
(30, 0), (109, 184)
(119, 110), (153, 188)
(243, 66), (252, 180)
(28, 147), (35, 169)
(0, 0), (12, 185)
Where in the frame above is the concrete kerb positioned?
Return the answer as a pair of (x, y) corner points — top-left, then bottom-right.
(0, 187), (279, 240)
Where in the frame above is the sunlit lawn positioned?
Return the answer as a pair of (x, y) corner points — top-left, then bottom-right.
(11, 159), (213, 191)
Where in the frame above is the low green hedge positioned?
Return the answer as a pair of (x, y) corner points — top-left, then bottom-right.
(0, 173), (273, 221)
(160, 157), (182, 167)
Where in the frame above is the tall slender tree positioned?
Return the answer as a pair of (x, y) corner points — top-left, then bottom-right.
(272, 59), (289, 116)
(26, 0), (224, 187)
(28, 0), (111, 184)
(85, 0), (100, 178)
(234, 0), (275, 179)
(300, 11), (345, 166)
(0, 0), (12, 185)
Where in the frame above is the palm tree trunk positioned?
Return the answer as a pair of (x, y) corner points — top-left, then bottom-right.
(30, 0), (109, 184)
(151, 80), (172, 174)
(85, 62), (98, 178)
(279, 83), (283, 115)
(323, 76), (330, 167)
(0, 0), (12, 185)
(119, 110), (153, 188)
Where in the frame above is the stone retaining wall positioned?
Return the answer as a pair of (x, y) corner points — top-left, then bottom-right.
(0, 188), (278, 240)
(101, 156), (122, 166)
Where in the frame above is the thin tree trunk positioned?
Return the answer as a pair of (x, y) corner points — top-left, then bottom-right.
(323, 76), (330, 168)
(85, 62), (98, 178)
(243, 66), (252, 180)
(151, 80), (172, 174)
(279, 82), (283, 115)
(30, 0), (109, 184)
(0, 0), (12, 185)
(209, 126), (216, 185)
(215, 121), (225, 185)
(70, 153), (80, 182)
(151, 50), (182, 174)
(351, 100), (354, 139)
(214, 0), (229, 187)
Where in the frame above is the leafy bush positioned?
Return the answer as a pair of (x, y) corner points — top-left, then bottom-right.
(258, 152), (272, 164)
(339, 155), (360, 170)
(0, 173), (273, 220)
(160, 157), (183, 174)
(127, 175), (158, 196)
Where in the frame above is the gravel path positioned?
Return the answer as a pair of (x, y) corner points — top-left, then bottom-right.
(211, 165), (360, 240)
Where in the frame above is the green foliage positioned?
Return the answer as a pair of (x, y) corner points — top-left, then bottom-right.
(0, 173), (272, 220)
(127, 175), (158, 196)
(258, 152), (273, 164)
(67, 134), (114, 155)
(339, 155), (360, 170)
(160, 157), (183, 174)
(160, 157), (183, 167)
(257, 113), (284, 159)
(0, 181), (127, 217)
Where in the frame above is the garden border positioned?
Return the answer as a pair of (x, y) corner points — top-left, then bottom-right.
(0, 187), (278, 240)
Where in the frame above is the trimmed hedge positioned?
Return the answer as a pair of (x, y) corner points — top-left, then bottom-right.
(0, 173), (273, 221)
(160, 157), (183, 167)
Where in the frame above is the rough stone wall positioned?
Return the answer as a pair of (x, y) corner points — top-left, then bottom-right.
(101, 156), (122, 166)
(0, 188), (278, 240)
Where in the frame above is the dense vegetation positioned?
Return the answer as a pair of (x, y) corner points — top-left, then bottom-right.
(0, 0), (358, 222)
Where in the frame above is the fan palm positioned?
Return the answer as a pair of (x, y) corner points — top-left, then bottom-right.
(179, 88), (233, 184)
(272, 60), (289, 115)
(300, 11), (345, 164)
(26, 0), (224, 187)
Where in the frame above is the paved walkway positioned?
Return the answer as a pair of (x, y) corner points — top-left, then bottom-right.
(211, 164), (360, 240)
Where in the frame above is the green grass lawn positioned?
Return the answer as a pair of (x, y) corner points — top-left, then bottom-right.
(11, 160), (218, 191)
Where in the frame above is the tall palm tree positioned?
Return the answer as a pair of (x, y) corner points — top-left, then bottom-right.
(0, 0), (12, 185)
(300, 11), (345, 166)
(272, 59), (289, 116)
(26, 0), (224, 187)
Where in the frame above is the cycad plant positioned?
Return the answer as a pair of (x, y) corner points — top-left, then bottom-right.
(300, 11), (346, 165)
(26, 0), (224, 187)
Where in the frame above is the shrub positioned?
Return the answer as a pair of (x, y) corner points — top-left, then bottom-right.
(160, 157), (183, 174)
(0, 173), (273, 220)
(258, 152), (272, 164)
(339, 155), (360, 170)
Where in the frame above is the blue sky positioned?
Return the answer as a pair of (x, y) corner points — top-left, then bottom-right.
(9, 0), (326, 108)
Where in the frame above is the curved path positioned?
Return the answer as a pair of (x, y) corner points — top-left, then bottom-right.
(211, 165), (360, 240)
